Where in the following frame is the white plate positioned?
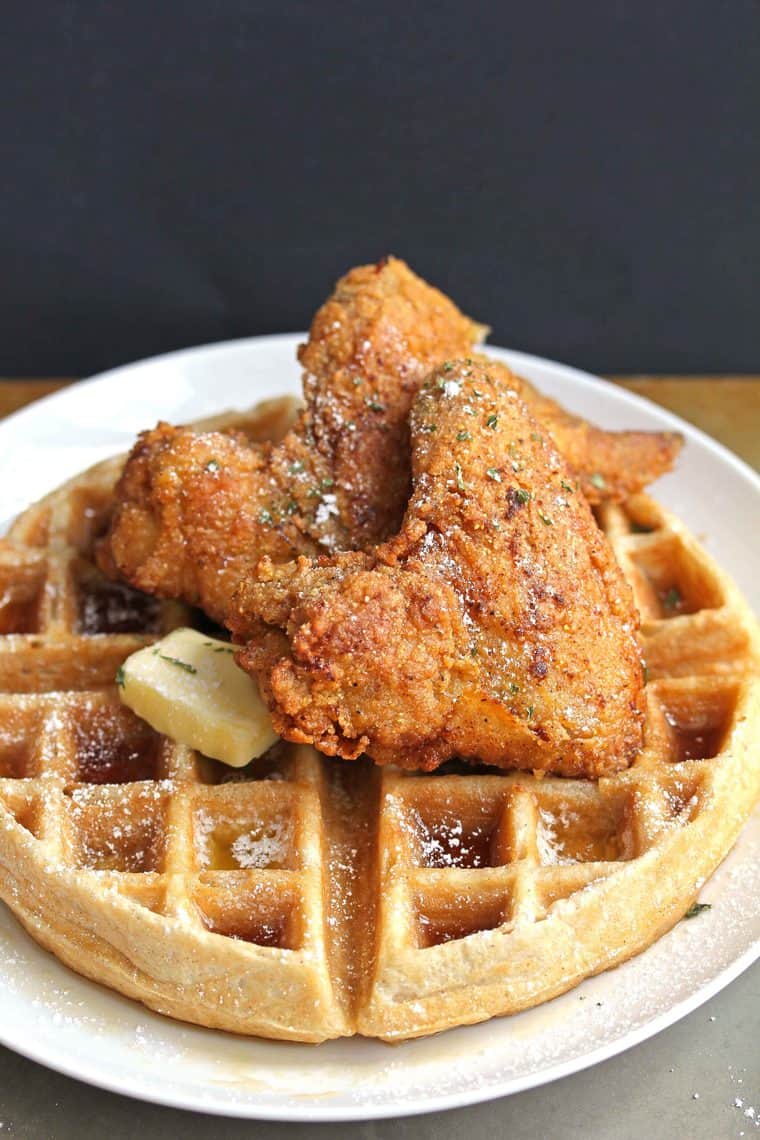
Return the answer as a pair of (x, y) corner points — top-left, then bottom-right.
(0, 336), (758, 1121)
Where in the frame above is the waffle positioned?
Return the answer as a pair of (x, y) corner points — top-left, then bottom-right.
(0, 402), (758, 1042)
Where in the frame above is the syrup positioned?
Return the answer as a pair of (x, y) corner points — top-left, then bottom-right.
(77, 575), (162, 635)
(74, 718), (161, 784)
(0, 596), (41, 635)
(0, 739), (33, 779)
(414, 812), (496, 868)
(672, 724), (724, 763)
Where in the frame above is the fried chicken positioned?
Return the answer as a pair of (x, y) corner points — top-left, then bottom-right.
(97, 257), (483, 623)
(98, 258), (681, 628)
(231, 359), (645, 778)
(484, 359), (682, 504)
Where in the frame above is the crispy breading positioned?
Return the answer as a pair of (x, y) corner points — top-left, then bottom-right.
(231, 359), (645, 778)
(97, 258), (482, 622)
(98, 259), (681, 626)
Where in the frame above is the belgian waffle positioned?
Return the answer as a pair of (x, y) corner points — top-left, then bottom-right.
(0, 401), (758, 1042)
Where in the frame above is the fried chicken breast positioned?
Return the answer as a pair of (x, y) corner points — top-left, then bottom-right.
(231, 359), (645, 778)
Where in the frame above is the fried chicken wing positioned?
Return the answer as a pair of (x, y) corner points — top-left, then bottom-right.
(231, 359), (645, 778)
(98, 258), (680, 627)
(503, 365), (681, 504)
(97, 258), (483, 622)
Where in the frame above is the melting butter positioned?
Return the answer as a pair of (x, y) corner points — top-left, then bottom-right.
(118, 628), (277, 766)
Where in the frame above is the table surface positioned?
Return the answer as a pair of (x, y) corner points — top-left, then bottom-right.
(0, 376), (757, 1140)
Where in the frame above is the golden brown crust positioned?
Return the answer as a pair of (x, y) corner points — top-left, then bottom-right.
(233, 359), (645, 777)
(97, 260), (680, 630)
(96, 258), (481, 620)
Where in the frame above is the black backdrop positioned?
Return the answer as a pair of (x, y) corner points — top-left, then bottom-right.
(1, 2), (758, 377)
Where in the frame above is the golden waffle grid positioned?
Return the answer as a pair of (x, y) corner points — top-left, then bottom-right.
(0, 402), (758, 1042)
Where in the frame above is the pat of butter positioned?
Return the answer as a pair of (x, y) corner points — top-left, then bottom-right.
(117, 628), (278, 767)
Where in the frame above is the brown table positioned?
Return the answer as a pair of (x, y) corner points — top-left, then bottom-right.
(0, 375), (758, 1139)
(2, 376), (759, 471)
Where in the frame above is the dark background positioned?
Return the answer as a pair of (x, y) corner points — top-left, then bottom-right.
(1, 1), (758, 378)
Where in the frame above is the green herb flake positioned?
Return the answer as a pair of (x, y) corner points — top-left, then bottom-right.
(684, 902), (712, 919)
(527, 705), (535, 720)
(157, 654), (197, 675)
(560, 479), (575, 494)
(442, 360), (454, 372)
(366, 397), (385, 413)
(590, 472), (607, 490)
(289, 460), (305, 474)
(115, 666), (126, 689)
(486, 413), (499, 430)
(642, 663), (649, 685)
(205, 459), (221, 473)
(320, 478), (335, 491)
(515, 488), (532, 505)
(509, 682), (520, 694)
(258, 509), (273, 525)
(422, 422), (438, 433)
(284, 501), (298, 516)
(663, 586), (682, 610)
(470, 646), (479, 657)
(212, 646), (235, 654)
(472, 388), (485, 399)
(538, 509), (553, 526)
(455, 462), (466, 492)
(486, 467), (502, 483)
(457, 430), (472, 442)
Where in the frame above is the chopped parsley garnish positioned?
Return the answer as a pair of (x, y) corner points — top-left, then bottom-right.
(320, 477), (335, 490)
(457, 430), (472, 441)
(442, 360), (454, 372)
(684, 902), (712, 919)
(509, 682), (520, 694)
(472, 388), (484, 398)
(204, 459), (221, 473)
(527, 705), (535, 720)
(590, 472), (607, 490)
(560, 479), (575, 494)
(366, 397), (385, 413)
(284, 500), (298, 516)
(289, 460), (305, 474)
(212, 646), (235, 654)
(115, 666), (126, 689)
(258, 509), (273, 525)
(515, 488), (532, 505)
(470, 646), (479, 657)
(486, 468), (502, 482)
(486, 413), (498, 430)
(422, 423), (438, 433)
(537, 509), (553, 526)
(642, 663), (649, 685)
(455, 462), (466, 491)
(663, 586), (682, 610)
(155, 653), (197, 675)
